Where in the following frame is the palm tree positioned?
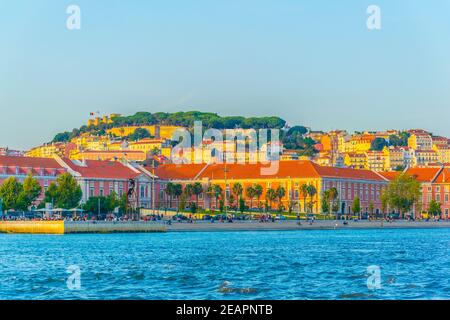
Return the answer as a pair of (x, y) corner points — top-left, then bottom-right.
(184, 184), (194, 202)
(275, 185), (286, 211)
(173, 183), (183, 210)
(266, 188), (277, 211)
(253, 184), (263, 210)
(232, 183), (243, 207)
(192, 182), (204, 208)
(213, 184), (223, 209)
(300, 183), (309, 213)
(165, 182), (174, 208)
(306, 184), (317, 213)
(327, 187), (338, 219)
(245, 185), (256, 210)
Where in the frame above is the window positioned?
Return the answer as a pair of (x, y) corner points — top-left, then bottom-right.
(140, 185), (145, 198)
(436, 194), (441, 202)
(446, 194), (449, 203)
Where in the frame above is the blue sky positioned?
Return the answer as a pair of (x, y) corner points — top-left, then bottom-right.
(1, 0), (450, 150)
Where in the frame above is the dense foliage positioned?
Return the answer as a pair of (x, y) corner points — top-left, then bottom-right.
(370, 137), (388, 151)
(0, 174), (42, 211)
(43, 173), (82, 209)
(52, 111), (287, 142)
(281, 126), (317, 155)
(388, 132), (410, 147)
(381, 173), (421, 218)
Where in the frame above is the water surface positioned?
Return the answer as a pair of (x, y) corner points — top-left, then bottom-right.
(1, 229), (449, 299)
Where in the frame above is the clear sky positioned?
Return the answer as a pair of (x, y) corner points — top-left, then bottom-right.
(1, 0), (450, 150)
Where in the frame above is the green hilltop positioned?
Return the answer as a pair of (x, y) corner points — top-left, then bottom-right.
(52, 111), (317, 156)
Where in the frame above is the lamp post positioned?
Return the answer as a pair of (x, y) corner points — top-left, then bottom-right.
(152, 160), (156, 216)
(224, 162), (228, 218)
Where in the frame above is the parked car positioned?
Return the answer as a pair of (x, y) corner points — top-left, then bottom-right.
(172, 214), (188, 221)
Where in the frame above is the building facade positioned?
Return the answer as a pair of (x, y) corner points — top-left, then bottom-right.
(0, 155), (161, 210)
(155, 160), (387, 215)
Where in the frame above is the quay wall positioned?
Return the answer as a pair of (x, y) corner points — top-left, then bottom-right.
(0, 221), (65, 234)
(64, 221), (167, 233)
(0, 221), (166, 234)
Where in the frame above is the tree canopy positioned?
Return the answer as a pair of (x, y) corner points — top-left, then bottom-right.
(370, 138), (388, 151)
(44, 173), (82, 209)
(83, 193), (119, 215)
(52, 111), (288, 142)
(127, 128), (152, 141)
(388, 132), (410, 147)
(381, 173), (421, 218)
(0, 174), (42, 211)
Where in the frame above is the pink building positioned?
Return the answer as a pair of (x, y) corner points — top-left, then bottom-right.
(0, 156), (67, 202)
(59, 158), (160, 209)
(381, 166), (450, 219)
(0, 155), (162, 210)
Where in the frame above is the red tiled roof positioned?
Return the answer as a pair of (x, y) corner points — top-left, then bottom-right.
(62, 158), (141, 180)
(405, 167), (441, 182)
(414, 150), (436, 153)
(80, 150), (144, 154)
(378, 171), (401, 180)
(435, 168), (450, 183)
(155, 160), (385, 181)
(0, 155), (63, 169)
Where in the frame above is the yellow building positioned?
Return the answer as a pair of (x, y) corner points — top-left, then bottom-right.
(106, 125), (183, 140)
(69, 149), (146, 162)
(26, 143), (71, 158)
(408, 133), (433, 151)
(413, 150), (438, 167)
(366, 150), (387, 172)
(433, 145), (450, 164)
(87, 113), (121, 127)
(344, 152), (367, 169)
(128, 138), (167, 154)
(344, 134), (376, 153)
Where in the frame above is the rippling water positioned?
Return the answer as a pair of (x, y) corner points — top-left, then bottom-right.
(1, 229), (450, 300)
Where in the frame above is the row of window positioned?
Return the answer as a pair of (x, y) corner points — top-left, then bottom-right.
(427, 193), (450, 203)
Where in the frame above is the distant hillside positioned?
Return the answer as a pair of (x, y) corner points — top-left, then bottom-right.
(52, 111), (287, 143)
(51, 111), (316, 156)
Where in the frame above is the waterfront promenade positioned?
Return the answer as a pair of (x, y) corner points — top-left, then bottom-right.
(0, 221), (166, 234)
(2, 219), (450, 234)
(166, 219), (450, 232)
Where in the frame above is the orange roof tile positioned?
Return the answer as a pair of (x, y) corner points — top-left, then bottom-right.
(0, 155), (63, 169)
(155, 160), (385, 181)
(62, 159), (141, 180)
(435, 168), (450, 183)
(378, 171), (401, 181)
(405, 167), (441, 182)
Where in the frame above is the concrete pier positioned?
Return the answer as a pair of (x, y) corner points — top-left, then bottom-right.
(0, 221), (166, 234)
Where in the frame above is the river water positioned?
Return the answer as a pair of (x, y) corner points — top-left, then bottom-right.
(1, 228), (449, 299)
